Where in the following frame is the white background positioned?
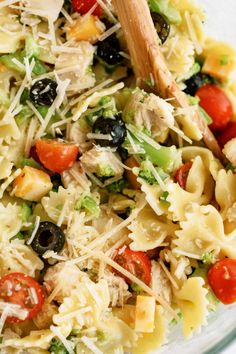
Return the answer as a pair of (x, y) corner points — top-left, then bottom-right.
(200, 0), (236, 352)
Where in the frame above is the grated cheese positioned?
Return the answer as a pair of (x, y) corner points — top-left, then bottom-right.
(87, 133), (112, 141)
(57, 200), (68, 227)
(35, 78), (70, 138)
(159, 260), (179, 290)
(185, 11), (202, 55)
(26, 100), (44, 125)
(69, 78), (113, 106)
(0, 302), (28, 321)
(0, 306), (10, 335)
(50, 326), (74, 354)
(61, 8), (74, 24)
(80, 336), (103, 354)
(27, 215), (41, 245)
(96, 0), (117, 23)
(80, 246), (177, 318)
(28, 287), (38, 305)
(24, 117), (38, 156)
(99, 22), (121, 41)
(173, 249), (202, 260)
(85, 211), (139, 251)
(2, 61), (34, 121)
(145, 160), (166, 191)
(11, 58), (25, 71)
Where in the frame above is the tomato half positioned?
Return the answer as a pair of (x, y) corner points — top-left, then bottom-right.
(72, 0), (102, 17)
(36, 139), (79, 173)
(174, 161), (193, 189)
(196, 84), (233, 131)
(217, 121), (236, 148)
(112, 246), (151, 285)
(207, 258), (236, 304)
(0, 272), (44, 323)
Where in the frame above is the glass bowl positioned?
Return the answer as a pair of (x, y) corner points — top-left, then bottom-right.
(154, 304), (236, 353)
(155, 0), (236, 352)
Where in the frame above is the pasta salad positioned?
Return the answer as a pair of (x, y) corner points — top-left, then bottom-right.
(0, 0), (235, 353)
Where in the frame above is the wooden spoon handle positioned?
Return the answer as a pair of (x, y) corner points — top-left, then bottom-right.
(113, 0), (224, 161)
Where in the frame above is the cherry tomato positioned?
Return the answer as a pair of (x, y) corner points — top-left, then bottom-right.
(72, 0), (102, 17)
(0, 272), (44, 323)
(207, 258), (236, 304)
(174, 161), (193, 189)
(124, 157), (141, 190)
(196, 84), (233, 131)
(217, 121), (236, 148)
(112, 245), (151, 285)
(36, 139), (79, 173)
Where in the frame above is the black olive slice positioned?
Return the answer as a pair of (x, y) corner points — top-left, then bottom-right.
(92, 116), (127, 147)
(151, 12), (170, 44)
(31, 221), (65, 256)
(30, 79), (58, 106)
(97, 35), (123, 66)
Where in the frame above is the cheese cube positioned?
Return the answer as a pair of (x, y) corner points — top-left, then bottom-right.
(66, 15), (105, 43)
(202, 54), (235, 81)
(135, 295), (156, 333)
(13, 166), (52, 202)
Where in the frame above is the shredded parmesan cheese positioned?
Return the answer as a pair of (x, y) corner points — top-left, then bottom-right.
(27, 216), (41, 245)
(99, 22), (121, 41)
(50, 326), (74, 354)
(185, 11), (202, 55)
(80, 336), (103, 354)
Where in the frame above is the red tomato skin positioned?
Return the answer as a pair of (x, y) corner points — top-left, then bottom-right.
(72, 0), (102, 16)
(217, 121), (236, 148)
(196, 84), (233, 131)
(207, 259), (236, 305)
(174, 161), (193, 189)
(112, 246), (152, 285)
(0, 272), (44, 323)
(36, 140), (79, 173)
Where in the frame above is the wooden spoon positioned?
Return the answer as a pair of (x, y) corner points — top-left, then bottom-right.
(113, 0), (224, 161)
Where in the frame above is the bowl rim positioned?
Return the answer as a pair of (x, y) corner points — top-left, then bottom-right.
(204, 327), (236, 354)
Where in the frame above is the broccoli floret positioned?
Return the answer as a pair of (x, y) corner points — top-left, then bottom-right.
(75, 194), (100, 218)
(106, 179), (128, 193)
(131, 283), (143, 294)
(98, 165), (115, 177)
(202, 252), (215, 265)
(49, 339), (69, 354)
(20, 202), (32, 222)
(138, 161), (168, 185)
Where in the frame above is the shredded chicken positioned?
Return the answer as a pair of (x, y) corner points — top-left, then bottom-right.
(151, 261), (172, 304)
(80, 146), (124, 177)
(44, 262), (84, 303)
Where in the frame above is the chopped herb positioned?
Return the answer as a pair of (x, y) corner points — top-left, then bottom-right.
(170, 312), (183, 326)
